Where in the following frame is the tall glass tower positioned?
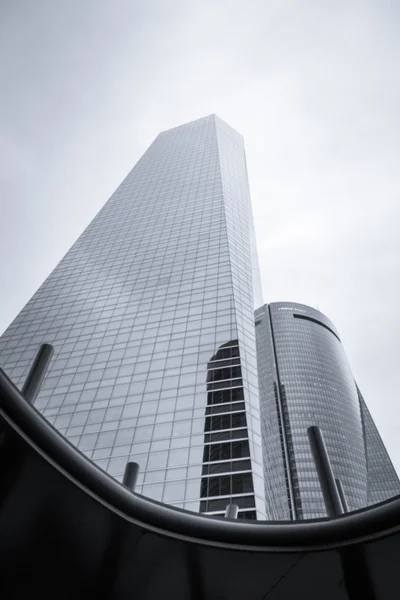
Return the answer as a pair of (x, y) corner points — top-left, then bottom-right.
(255, 301), (400, 520)
(0, 115), (265, 519)
(358, 387), (400, 506)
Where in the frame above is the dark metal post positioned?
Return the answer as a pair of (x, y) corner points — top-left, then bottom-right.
(101, 460), (140, 598)
(224, 503), (239, 519)
(305, 432), (374, 597)
(307, 425), (344, 517)
(21, 343), (54, 404)
(335, 478), (349, 513)
(123, 462), (139, 491)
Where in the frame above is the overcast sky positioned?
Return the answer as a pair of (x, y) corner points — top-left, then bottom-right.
(1, 1), (399, 473)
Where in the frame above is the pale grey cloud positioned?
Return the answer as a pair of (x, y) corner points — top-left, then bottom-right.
(1, 0), (399, 471)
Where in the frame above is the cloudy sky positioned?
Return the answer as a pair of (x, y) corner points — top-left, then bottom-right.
(1, 1), (399, 472)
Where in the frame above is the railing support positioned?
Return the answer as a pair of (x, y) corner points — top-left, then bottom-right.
(224, 503), (239, 519)
(123, 462), (139, 491)
(335, 478), (349, 513)
(307, 425), (344, 517)
(21, 343), (54, 404)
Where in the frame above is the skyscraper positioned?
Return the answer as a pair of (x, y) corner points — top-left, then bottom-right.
(0, 115), (266, 519)
(358, 387), (400, 506)
(255, 301), (400, 520)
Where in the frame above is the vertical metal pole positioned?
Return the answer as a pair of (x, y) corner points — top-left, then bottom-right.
(100, 460), (140, 599)
(123, 462), (139, 491)
(307, 425), (344, 517)
(335, 478), (349, 513)
(340, 547), (376, 599)
(224, 503), (239, 519)
(21, 343), (54, 404)
(306, 429), (374, 596)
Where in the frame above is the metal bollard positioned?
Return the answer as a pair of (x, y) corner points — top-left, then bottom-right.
(123, 461), (139, 491)
(335, 478), (349, 513)
(224, 503), (239, 519)
(307, 425), (344, 517)
(22, 344), (54, 404)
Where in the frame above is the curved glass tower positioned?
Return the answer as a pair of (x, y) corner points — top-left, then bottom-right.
(255, 302), (400, 520)
(0, 115), (265, 519)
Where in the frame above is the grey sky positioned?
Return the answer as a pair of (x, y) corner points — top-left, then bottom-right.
(1, 1), (399, 472)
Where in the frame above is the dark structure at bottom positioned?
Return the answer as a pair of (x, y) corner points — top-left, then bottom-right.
(1, 365), (400, 599)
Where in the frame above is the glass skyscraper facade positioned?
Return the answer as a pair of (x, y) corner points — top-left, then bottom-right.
(255, 301), (400, 520)
(358, 387), (400, 506)
(0, 115), (266, 519)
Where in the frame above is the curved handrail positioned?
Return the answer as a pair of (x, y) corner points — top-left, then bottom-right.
(1, 367), (400, 553)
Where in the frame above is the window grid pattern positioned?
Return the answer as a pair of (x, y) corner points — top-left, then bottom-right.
(358, 388), (400, 505)
(0, 115), (266, 517)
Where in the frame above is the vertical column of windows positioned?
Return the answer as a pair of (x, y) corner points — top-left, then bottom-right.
(199, 340), (256, 519)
